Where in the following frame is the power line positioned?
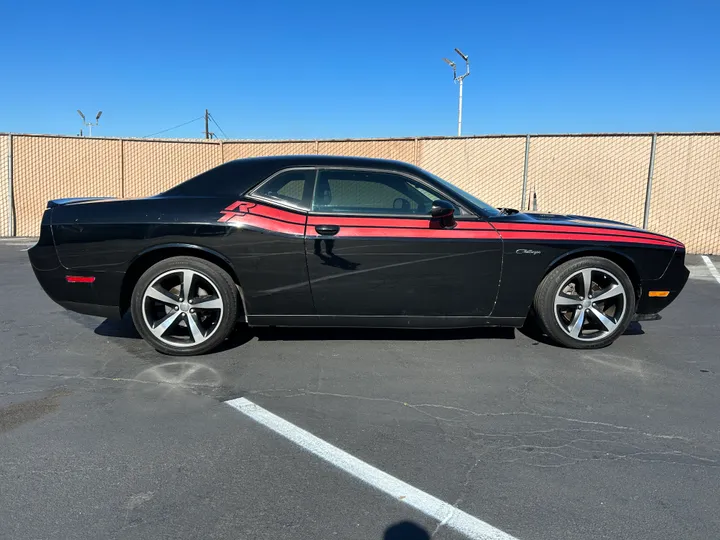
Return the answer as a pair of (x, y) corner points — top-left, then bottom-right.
(143, 116), (204, 138)
(209, 113), (229, 139)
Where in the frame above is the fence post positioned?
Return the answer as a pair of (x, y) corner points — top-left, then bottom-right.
(7, 134), (14, 237)
(120, 138), (125, 199)
(315, 140), (319, 155)
(642, 133), (657, 230)
(520, 134), (530, 210)
(413, 137), (419, 165)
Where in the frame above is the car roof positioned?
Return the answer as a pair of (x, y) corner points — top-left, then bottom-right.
(162, 155), (426, 198)
(226, 154), (418, 171)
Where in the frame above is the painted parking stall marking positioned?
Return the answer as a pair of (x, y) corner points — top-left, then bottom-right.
(701, 256), (720, 285)
(226, 397), (520, 540)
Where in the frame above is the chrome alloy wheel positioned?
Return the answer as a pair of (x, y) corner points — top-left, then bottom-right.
(553, 267), (627, 342)
(141, 269), (224, 348)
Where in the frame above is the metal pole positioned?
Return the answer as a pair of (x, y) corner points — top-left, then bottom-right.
(120, 138), (125, 198)
(457, 79), (463, 136)
(642, 133), (657, 230)
(520, 134), (530, 209)
(7, 134), (14, 237)
(205, 109), (210, 140)
(88, 123), (92, 137)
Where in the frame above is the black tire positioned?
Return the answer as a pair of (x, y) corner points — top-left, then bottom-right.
(533, 256), (636, 349)
(130, 256), (239, 355)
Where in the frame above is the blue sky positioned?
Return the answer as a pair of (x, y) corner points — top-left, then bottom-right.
(0, 0), (718, 139)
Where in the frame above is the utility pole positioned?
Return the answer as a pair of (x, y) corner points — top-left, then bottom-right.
(442, 48), (470, 136)
(203, 109), (216, 139)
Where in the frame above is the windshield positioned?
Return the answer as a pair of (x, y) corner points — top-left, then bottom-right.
(425, 171), (503, 217)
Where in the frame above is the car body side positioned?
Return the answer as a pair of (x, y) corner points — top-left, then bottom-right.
(28, 156), (689, 328)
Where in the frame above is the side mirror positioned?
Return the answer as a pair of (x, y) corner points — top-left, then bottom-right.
(430, 200), (456, 228)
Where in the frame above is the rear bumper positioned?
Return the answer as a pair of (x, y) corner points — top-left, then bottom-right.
(635, 249), (689, 315)
(28, 225), (123, 320)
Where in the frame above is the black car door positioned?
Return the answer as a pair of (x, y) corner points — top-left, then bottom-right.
(229, 167), (316, 321)
(304, 168), (503, 322)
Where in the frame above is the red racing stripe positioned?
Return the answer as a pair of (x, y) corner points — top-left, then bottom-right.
(307, 227), (500, 239)
(251, 204), (307, 225)
(499, 230), (679, 247)
(226, 213), (305, 235)
(306, 227), (676, 245)
(220, 202), (680, 247)
(307, 215), (493, 230)
(494, 223), (682, 246)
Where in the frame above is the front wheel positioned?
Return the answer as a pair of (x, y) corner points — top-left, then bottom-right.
(130, 256), (239, 355)
(533, 257), (636, 349)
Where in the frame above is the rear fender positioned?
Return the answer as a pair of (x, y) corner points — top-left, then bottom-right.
(119, 243), (246, 318)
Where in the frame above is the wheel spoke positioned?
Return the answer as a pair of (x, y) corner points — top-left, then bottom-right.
(591, 284), (623, 303)
(182, 270), (195, 300)
(568, 308), (585, 338)
(186, 313), (205, 343)
(556, 294), (581, 306)
(589, 307), (618, 332)
(192, 296), (222, 310)
(581, 268), (593, 298)
(145, 285), (179, 306)
(150, 311), (181, 338)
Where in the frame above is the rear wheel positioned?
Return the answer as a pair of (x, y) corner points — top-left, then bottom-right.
(533, 256), (635, 349)
(130, 256), (238, 355)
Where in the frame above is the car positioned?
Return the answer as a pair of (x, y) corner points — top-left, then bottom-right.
(28, 155), (689, 355)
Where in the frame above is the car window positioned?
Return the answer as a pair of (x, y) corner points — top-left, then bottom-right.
(424, 171), (501, 217)
(313, 169), (452, 215)
(252, 169), (315, 209)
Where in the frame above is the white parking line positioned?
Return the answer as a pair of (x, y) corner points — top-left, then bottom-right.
(225, 397), (519, 540)
(701, 256), (720, 286)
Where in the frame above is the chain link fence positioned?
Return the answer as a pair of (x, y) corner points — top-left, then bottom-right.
(123, 139), (221, 198)
(1, 132), (718, 253)
(418, 136), (528, 209)
(0, 135), (10, 237)
(525, 135), (652, 227)
(649, 134), (720, 254)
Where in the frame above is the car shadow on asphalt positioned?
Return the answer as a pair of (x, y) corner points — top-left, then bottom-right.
(93, 315), (516, 348)
(252, 326), (516, 342)
(518, 317), (645, 346)
(95, 314), (642, 352)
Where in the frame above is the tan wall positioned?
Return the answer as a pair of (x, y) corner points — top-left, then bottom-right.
(12, 135), (123, 236)
(123, 140), (221, 198)
(649, 135), (720, 254)
(3, 132), (719, 253)
(526, 135), (652, 227)
(0, 136), (9, 237)
(223, 141), (317, 161)
(318, 139), (416, 162)
(418, 137), (527, 208)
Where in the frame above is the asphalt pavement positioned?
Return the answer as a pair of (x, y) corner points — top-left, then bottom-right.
(1, 240), (719, 540)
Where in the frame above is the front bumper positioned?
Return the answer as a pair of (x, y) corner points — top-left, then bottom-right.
(635, 249), (690, 315)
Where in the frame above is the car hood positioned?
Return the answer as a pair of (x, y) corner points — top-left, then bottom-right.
(490, 210), (684, 247)
(524, 212), (640, 230)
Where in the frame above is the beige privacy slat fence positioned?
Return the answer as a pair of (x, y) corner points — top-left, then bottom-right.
(0, 135), (10, 238)
(2, 132), (719, 254)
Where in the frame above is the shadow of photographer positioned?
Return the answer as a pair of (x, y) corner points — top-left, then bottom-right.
(384, 521), (430, 540)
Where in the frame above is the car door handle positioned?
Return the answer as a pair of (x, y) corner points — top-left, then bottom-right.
(315, 225), (340, 236)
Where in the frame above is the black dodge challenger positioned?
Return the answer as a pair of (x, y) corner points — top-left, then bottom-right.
(29, 155), (689, 355)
